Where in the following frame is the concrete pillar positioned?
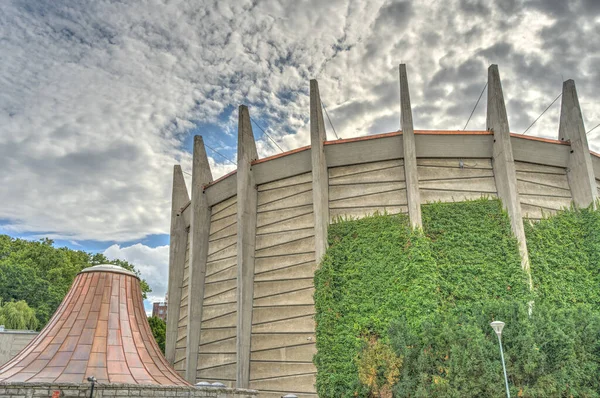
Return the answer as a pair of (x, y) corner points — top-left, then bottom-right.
(399, 64), (422, 229)
(236, 105), (258, 388)
(310, 79), (329, 262)
(559, 80), (598, 208)
(165, 165), (190, 365)
(184, 136), (213, 383)
(486, 65), (531, 283)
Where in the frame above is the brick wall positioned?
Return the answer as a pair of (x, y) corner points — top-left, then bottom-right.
(0, 382), (258, 398)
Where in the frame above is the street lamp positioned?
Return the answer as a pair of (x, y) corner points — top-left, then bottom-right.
(490, 321), (510, 398)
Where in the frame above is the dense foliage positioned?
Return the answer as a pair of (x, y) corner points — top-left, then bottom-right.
(525, 206), (600, 307)
(0, 299), (38, 330)
(148, 316), (167, 354)
(390, 301), (600, 397)
(0, 235), (150, 330)
(314, 199), (600, 397)
(314, 214), (429, 397)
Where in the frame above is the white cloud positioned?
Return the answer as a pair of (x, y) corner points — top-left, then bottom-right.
(1, 0), (599, 243)
(103, 243), (170, 304)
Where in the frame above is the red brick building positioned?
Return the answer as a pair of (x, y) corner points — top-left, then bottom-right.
(152, 300), (168, 321)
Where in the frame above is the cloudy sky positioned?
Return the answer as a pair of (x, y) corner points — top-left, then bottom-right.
(1, 0), (599, 310)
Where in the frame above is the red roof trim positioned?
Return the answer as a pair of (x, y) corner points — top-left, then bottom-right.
(509, 133), (569, 146)
(414, 130), (492, 135)
(251, 145), (310, 165)
(324, 131), (402, 145)
(203, 169), (237, 190)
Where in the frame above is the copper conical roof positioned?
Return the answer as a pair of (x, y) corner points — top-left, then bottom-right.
(0, 265), (189, 385)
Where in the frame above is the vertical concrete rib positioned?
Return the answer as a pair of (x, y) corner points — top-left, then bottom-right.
(184, 136), (213, 383)
(236, 105), (259, 388)
(559, 79), (598, 208)
(486, 65), (531, 283)
(399, 64), (422, 228)
(310, 79), (330, 262)
(165, 165), (190, 365)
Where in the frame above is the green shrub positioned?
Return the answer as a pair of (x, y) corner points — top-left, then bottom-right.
(390, 301), (600, 397)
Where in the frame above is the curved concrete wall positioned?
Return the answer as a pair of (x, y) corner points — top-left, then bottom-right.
(165, 66), (599, 397)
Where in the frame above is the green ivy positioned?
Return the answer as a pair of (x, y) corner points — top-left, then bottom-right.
(314, 213), (416, 397)
(314, 199), (600, 397)
(423, 200), (530, 307)
(525, 207), (600, 307)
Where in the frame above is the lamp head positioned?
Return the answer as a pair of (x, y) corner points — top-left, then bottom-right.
(490, 321), (505, 336)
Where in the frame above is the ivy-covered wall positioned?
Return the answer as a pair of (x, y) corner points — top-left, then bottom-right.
(314, 199), (600, 397)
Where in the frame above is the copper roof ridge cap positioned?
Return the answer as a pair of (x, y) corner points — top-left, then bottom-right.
(78, 264), (139, 279)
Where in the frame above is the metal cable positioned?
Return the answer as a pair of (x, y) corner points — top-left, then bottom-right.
(204, 143), (236, 165)
(463, 82), (487, 130)
(321, 99), (340, 140)
(587, 122), (600, 135)
(521, 93), (562, 135)
(250, 116), (284, 152)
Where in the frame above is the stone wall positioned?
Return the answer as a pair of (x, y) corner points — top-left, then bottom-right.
(0, 382), (257, 398)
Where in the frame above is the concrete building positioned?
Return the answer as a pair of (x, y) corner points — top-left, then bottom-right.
(166, 65), (599, 397)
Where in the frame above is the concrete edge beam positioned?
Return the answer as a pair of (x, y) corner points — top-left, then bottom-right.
(310, 79), (329, 262)
(559, 79), (598, 208)
(185, 136), (214, 383)
(486, 65), (531, 285)
(399, 64), (422, 228)
(236, 105), (259, 388)
(166, 165), (190, 365)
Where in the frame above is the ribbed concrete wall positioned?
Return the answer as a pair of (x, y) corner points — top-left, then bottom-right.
(173, 238), (190, 373)
(250, 172), (317, 398)
(329, 159), (407, 219)
(516, 161), (573, 220)
(418, 158), (497, 203)
(196, 195), (238, 386)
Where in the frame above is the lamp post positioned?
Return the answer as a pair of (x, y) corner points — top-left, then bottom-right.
(86, 376), (96, 398)
(490, 321), (510, 398)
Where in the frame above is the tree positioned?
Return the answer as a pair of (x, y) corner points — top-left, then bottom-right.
(147, 316), (166, 354)
(0, 299), (38, 330)
(0, 235), (151, 329)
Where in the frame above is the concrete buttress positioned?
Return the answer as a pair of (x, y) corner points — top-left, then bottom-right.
(166, 165), (190, 365)
(185, 136), (214, 383)
(559, 79), (598, 209)
(486, 65), (531, 285)
(310, 79), (329, 262)
(236, 105), (259, 388)
(399, 64), (422, 228)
